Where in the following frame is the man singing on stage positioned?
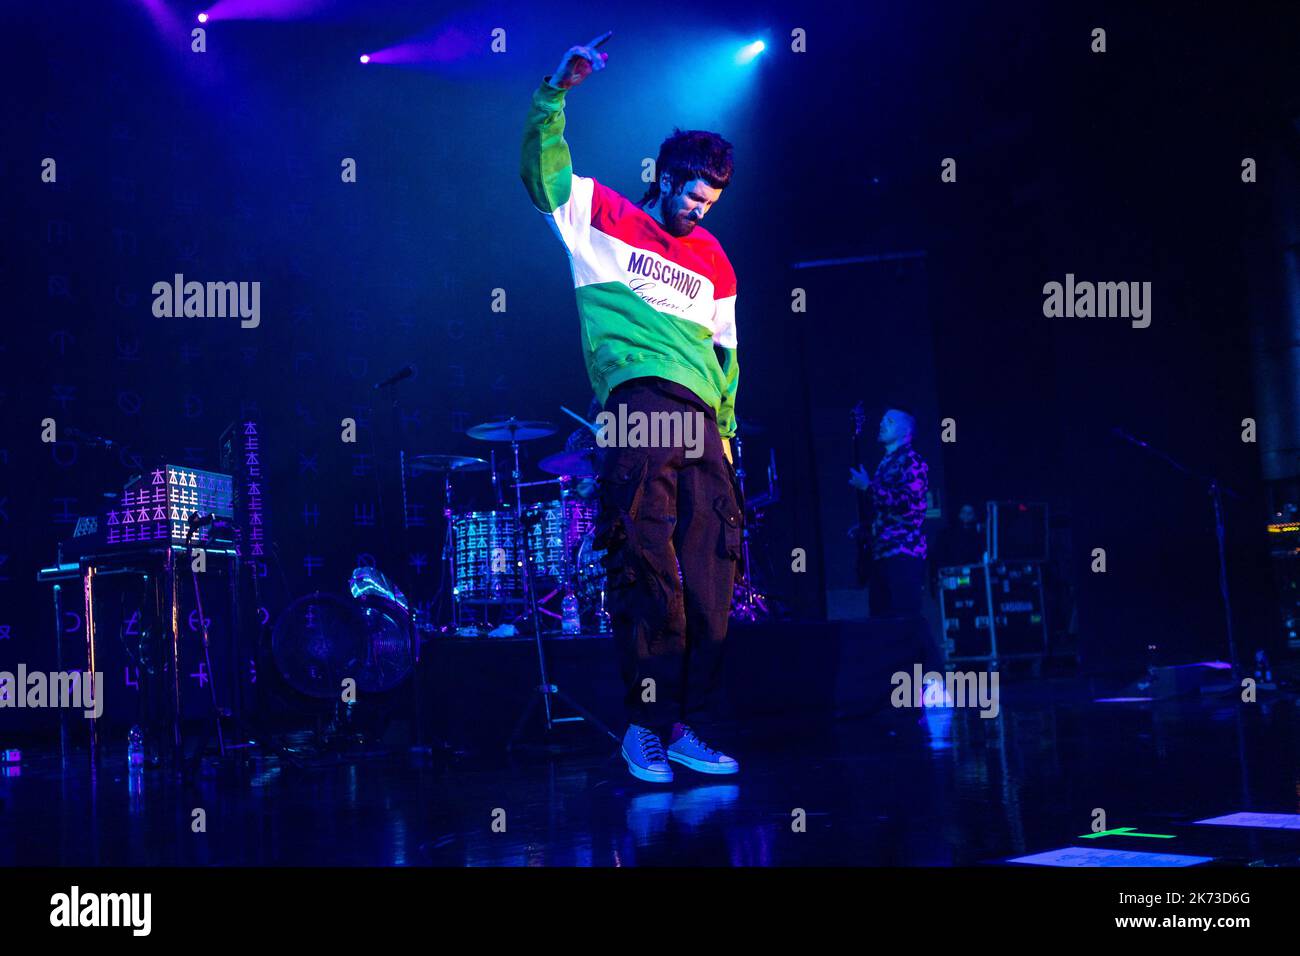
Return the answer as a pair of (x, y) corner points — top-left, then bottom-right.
(521, 34), (742, 783)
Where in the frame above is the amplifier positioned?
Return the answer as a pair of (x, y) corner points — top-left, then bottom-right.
(939, 560), (1047, 659)
(107, 465), (235, 547)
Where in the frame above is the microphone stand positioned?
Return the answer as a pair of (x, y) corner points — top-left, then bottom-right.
(499, 421), (615, 752)
(1112, 427), (1241, 681)
(374, 373), (423, 751)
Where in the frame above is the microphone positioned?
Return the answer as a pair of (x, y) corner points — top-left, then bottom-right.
(374, 365), (415, 390)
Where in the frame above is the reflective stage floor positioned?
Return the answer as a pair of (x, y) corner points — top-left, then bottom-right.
(2, 676), (1299, 867)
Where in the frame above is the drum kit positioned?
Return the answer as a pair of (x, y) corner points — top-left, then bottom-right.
(417, 409), (780, 638)
(415, 415), (611, 638)
(270, 400), (779, 747)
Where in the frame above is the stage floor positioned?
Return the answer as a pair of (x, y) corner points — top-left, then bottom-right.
(2, 676), (1299, 867)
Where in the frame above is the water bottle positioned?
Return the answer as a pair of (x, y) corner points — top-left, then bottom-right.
(561, 590), (581, 636)
(596, 592), (611, 634)
(127, 725), (145, 767)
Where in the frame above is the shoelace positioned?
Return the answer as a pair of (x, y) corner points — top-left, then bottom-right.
(638, 729), (667, 762)
(681, 726), (717, 756)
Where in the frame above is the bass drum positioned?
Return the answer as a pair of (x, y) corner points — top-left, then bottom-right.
(453, 510), (522, 602)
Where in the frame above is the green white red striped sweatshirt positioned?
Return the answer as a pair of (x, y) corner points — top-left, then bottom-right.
(520, 78), (739, 440)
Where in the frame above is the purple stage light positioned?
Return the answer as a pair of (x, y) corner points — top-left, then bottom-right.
(132, 0), (186, 40)
(197, 11), (209, 22)
(362, 28), (476, 67)
(359, 54), (370, 64)
(199, 0), (333, 23)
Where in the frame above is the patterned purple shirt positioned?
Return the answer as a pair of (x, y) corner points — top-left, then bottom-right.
(869, 442), (929, 560)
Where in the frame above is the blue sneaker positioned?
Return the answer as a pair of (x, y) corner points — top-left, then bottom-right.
(621, 724), (673, 784)
(666, 723), (739, 775)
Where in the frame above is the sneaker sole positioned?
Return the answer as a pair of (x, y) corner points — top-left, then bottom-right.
(667, 751), (739, 775)
(621, 746), (673, 784)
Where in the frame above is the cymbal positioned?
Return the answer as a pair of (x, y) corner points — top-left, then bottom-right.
(466, 418), (557, 442)
(538, 447), (603, 477)
(408, 454), (488, 474)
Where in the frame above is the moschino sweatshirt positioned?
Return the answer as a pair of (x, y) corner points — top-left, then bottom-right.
(520, 78), (739, 440)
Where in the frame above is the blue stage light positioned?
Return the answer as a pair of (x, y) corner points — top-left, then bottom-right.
(735, 40), (765, 65)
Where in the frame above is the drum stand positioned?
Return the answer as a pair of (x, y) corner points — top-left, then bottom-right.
(437, 471), (459, 630)
(731, 434), (770, 621)
(504, 435), (615, 751)
(381, 382), (426, 750)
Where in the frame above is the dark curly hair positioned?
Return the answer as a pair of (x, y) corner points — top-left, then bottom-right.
(635, 128), (734, 209)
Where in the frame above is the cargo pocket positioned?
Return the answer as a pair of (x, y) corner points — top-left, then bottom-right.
(594, 454), (650, 591)
(602, 544), (639, 592)
(712, 495), (744, 561)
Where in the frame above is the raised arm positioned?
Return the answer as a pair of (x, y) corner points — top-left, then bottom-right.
(520, 34), (611, 213)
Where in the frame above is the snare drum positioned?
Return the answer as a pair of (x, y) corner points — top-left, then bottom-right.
(453, 510), (522, 602)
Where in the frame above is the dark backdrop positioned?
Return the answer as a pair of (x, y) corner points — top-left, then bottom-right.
(4, 1), (1298, 737)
